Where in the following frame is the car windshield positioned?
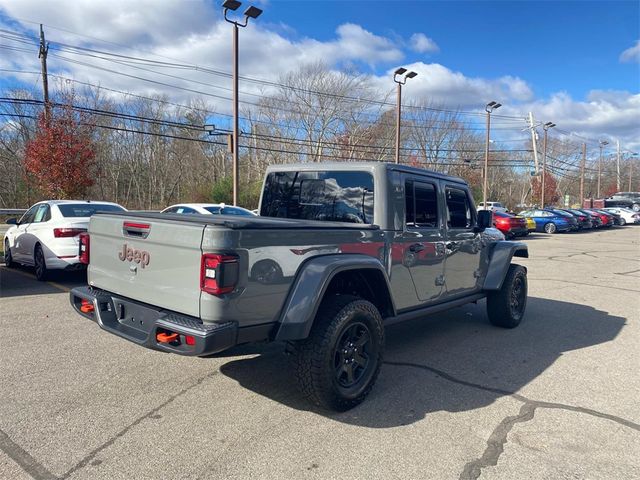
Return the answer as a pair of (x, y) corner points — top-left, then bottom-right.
(260, 170), (374, 224)
(57, 203), (125, 217)
(204, 206), (254, 216)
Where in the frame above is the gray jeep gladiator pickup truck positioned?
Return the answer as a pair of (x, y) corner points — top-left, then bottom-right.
(70, 162), (528, 410)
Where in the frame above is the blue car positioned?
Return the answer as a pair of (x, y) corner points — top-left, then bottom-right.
(518, 209), (572, 234)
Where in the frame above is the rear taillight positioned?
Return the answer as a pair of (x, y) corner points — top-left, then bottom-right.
(54, 227), (86, 238)
(79, 233), (90, 264)
(200, 254), (239, 295)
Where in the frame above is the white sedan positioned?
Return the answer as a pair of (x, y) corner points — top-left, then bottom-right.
(161, 203), (256, 216)
(602, 207), (640, 225)
(3, 200), (126, 280)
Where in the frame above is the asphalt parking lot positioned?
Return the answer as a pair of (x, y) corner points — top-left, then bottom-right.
(1, 227), (639, 480)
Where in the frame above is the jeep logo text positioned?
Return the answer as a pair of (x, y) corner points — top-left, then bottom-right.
(118, 243), (150, 268)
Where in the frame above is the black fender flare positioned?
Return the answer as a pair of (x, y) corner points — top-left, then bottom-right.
(274, 254), (395, 341)
(483, 241), (528, 291)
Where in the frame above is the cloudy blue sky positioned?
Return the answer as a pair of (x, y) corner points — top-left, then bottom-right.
(1, 0), (638, 149)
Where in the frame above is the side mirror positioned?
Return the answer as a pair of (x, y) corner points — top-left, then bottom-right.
(474, 210), (493, 233)
(6, 218), (17, 225)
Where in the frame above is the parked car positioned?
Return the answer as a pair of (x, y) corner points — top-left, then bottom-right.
(477, 201), (507, 212)
(518, 209), (572, 234)
(3, 200), (127, 280)
(492, 211), (528, 238)
(602, 207), (640, 225)
(558, 209), (593, 230)
(604, 192), (640, 212)
(522, 216), (536, 233)
(575, 209), (603, 228)
(581, 209), (612, 228)
(161, 203), (256, 216)
(545, 208), (579, 231)
(593, 209), (623, 226)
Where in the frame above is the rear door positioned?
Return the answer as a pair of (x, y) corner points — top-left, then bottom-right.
(400, 175), (446, 303)
(88, 215), (207, 318)
(443, 185), (483, 297)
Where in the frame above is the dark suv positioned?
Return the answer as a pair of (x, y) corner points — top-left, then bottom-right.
(604, 192), (640, 212)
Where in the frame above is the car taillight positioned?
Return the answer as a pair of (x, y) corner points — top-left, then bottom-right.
(79, 233), (90, 264)
(54, 227), (86, 238)
(200, 254), (239, 295)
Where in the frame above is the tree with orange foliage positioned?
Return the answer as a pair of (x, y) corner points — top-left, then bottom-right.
(24, 106), (96, 199)
(532, 171), (560, 206)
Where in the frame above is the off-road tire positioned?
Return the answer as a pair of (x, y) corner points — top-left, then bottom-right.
(34, 245), (48, 281)
(487, 264), (527, 329)
(4, 240), (15, 268)
(544, 222), (556, 234)
(291, 294), (384, 411)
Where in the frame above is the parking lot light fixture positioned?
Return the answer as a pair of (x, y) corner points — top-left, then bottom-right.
(223, 0), (263, 206)
(393, 68), (418, 164)
(483, 101), (501, 207)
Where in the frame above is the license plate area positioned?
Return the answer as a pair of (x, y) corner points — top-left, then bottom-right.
(109, 296), (163, 337)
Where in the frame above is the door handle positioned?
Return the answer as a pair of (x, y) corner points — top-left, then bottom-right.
(409, 243), (425, 252)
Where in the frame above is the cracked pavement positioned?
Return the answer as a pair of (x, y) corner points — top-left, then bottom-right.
(1, 226), (639, 479)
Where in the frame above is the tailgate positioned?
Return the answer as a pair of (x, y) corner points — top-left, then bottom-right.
(87, 214), (206, 317)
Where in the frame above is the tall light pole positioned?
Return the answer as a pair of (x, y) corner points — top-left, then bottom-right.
(598, 140), (608, 198)
(627, 152), (638, 191)
(541, 122), (556, 207)
(223, 0), (262, 206)
(393, 67), (417, 164)
(483, 101), (501, 207)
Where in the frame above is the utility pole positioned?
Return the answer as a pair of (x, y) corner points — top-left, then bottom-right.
(38, 24), (50, 122)
(528, 112), (540, 173)
(616, 139), (621, 191)
(541, 122), (555, 207)
(598, 140), (608, 198)
(580, 143), (586, 203)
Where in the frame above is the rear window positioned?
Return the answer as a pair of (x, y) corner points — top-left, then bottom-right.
(260, 171), (374, 224)
(57, 203), (125, 217)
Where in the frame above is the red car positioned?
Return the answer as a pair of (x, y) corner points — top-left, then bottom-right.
(493, 211), (528, 239)
(582, 209), (612, 228)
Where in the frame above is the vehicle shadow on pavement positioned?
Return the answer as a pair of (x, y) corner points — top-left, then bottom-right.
(0, 265), (86, 298)
(219, 297), (626, 427)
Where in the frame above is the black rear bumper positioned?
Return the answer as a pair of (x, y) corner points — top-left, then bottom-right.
(70, 286), (237, 356)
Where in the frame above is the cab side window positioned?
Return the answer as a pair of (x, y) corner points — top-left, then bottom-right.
(405, 180), (438, 228)
(446, 187), (474, 229)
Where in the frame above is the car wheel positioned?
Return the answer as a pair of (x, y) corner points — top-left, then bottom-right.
(632, 203), (640, 212)
(291, 294), (384, 411)
(544, 222), (556, 234)
(487, 264), (527, 328)
(34, 245), (48, 281)
(619, 218), (626, 226)
(251, 259), (284, 284)
(4, 239), (15, 268)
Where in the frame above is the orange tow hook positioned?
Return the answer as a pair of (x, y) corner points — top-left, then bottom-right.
(156, 332), (179, 343)
(80, 299), (94, 313)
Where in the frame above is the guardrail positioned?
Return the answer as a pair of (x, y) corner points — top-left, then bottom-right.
(0, 209), (26, 216)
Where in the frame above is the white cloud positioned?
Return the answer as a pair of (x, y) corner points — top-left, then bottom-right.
(619, 40), (640, 63)
(409, 33), (439, 54)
